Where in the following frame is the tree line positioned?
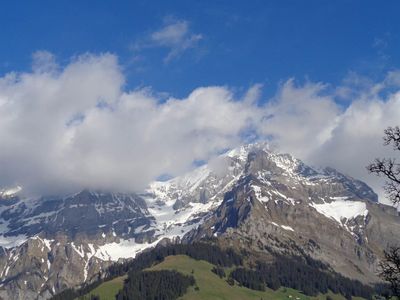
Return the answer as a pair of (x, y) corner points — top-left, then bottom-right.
(50, 241), (242, 300)
(230, 254), (374, 299)
(116, 270), (195, 300)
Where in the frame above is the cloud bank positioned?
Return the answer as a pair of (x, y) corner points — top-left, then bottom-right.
(0, 52), (399, 202)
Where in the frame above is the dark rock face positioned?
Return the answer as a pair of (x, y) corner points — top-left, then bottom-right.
(0, 143), (397, 299)
(1, 190), (153, 239)
(321, 167), (378, 202)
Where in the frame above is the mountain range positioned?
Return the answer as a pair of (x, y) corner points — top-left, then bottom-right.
(0, 143), (398, 300)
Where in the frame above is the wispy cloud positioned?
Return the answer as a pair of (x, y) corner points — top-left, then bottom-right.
(134, 18), (203, 63)
(373, 33), (391, 63)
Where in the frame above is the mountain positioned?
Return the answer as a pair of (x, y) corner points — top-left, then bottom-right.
(185, 145), (398, 283)
(0, 143), (398, 299)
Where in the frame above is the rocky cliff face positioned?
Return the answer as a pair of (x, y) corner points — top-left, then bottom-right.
(0, 143), (398, 299)
(185, 146), (398, 283)
(0, 190), (155, 299)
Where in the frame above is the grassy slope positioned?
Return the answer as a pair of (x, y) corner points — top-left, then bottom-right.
(80, 255), (366, 300)
(148, 255), (361, 300)
(78, 275), (126, 300)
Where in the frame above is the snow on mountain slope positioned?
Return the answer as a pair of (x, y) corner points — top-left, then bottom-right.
(147, 151), (245, 204)
(151, 165), (211, 198)
(0, 235), (26, 249)
(0, 186), (22, 198)
(310, 199), (368, 225)
(95, 199), (217, 261)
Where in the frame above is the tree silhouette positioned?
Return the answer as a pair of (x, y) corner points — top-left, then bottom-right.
(368, 126), (400, 298)
(379, 246), (400, 298)
(367, 126), (400, 205)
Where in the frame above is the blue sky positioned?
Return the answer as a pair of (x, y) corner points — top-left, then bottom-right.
(0, 1), (399, 200)
(1, 1), (399, 99)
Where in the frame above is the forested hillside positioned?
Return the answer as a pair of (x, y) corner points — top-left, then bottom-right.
(52, 241), (388, 300)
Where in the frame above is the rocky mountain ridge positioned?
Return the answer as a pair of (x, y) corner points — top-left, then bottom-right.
(0, 143), (398, 299)
(185, 146), (399, 283)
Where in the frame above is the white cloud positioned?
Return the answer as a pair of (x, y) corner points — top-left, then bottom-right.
(135, 19), (203, 63)
(31, 50), (58, 74)
(0, 53), (256, 195)
(258, 79), (341, 159)
(0, 52), (399, 204)
(258, 75), (400, 204)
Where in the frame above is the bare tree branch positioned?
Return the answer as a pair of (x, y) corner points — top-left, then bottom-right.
(369, 127), (400, 297)
(384, 126), (400, 151)
(367, 127), (400, 205)
(379, 246), (400, 297)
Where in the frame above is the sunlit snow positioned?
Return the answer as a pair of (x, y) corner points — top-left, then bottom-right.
(310, 200), (368, 224)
